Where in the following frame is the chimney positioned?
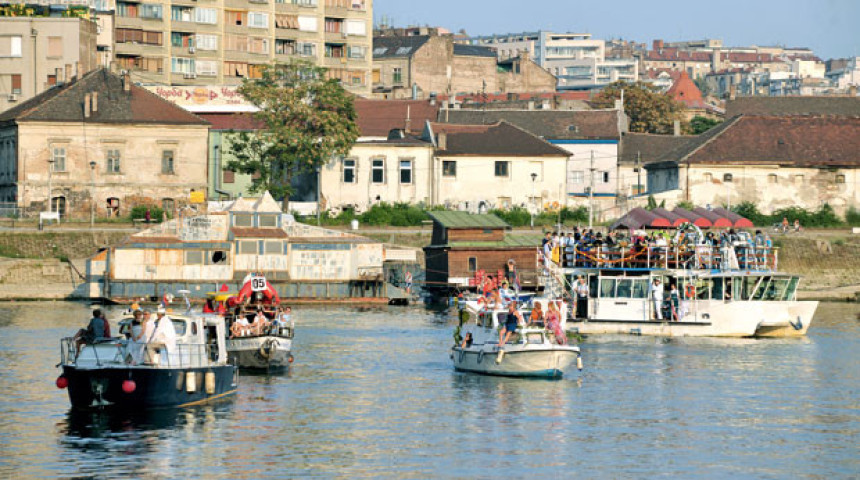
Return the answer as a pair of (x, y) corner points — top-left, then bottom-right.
(438, 132), (447, 150)
(56, 67), (64, 84)
(405, 104), (412, 133)
(729, 84), (737, 100)
(122, 72), (131, 92)
(84, 93), (91, 118)
(653, 39), (664, 51)
(65, 64), (72, 83)
(673, 120), (681, 136)
(74, 61), (80, 80)
(92, 91), (98, 112)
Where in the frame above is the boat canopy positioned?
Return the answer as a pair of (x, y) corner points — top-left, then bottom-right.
(711, 207), (754, 228)
(672, 207), (712, 228)
(609, 207), (672, 230)
(651, 207), (689, 227)
(692, 207), (733, 228)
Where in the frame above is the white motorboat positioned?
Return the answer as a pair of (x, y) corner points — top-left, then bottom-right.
(452, 299), (582, 378)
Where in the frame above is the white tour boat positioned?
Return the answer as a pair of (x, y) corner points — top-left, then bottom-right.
(452, 299), (582, 378)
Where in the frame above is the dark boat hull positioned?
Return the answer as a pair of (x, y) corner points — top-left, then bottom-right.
(62, 365), (237, 410)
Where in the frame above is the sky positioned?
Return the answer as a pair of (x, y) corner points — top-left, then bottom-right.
(373, 0), (860, 60)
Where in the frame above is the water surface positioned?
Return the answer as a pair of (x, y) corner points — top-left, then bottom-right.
(0, 302), (857, 478)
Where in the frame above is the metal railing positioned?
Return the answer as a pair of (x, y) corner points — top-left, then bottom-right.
(546, 244), (778, 271)
(60, 337), (219, 368)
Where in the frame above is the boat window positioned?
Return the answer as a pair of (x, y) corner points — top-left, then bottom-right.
(764, 277), (790, 301)
(190, 321), (198, 335)
(616, 278), (632, 298)
(740, 276), (758, 300)
(696, 280), (711, 300)
(712, 277), (725, 300)
(599, 278), (616, 298)
(588, 275), (598, 298)
(171, 319), (187, 336)
(784, 276), (800, 301)
(752, 276), (771, 300)
(632, 279), (648, 299)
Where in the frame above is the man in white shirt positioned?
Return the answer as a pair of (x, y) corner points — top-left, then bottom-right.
(574, 276), (589, 319)
(148, 306), (177, 364)
(650, 278), (664, 320)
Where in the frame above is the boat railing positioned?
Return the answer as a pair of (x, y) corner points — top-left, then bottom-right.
(60, 337), (220, 368)
(543, 243), (778, 271)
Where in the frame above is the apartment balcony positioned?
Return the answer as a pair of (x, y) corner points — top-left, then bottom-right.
(322, 55), (347, 68)
(115, 16), (164, 29)
(324, 31), (348, 43)
(114, 42), (166, 56)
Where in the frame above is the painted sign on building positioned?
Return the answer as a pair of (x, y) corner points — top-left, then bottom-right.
(144, 85), (257, 112)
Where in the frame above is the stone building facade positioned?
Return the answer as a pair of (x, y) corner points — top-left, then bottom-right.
(0, 68), (209, 219)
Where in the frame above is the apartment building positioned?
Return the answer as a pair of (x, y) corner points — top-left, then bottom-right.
(468, 31), (638, 89)
(113, 0), (372, 95)
(0, 16), (98, 112)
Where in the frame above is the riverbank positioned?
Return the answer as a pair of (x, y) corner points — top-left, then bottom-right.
(0, 227), (858, 301)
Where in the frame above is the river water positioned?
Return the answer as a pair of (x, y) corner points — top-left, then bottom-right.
(0, 301), (857, 478)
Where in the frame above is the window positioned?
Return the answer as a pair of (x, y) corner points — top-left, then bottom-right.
(399, 159), (412, 184)
(259, 214), (278, 227)
(392, 67), (402, 84)
(47, 37), (63, 58)
(325, 44), (345, 58)
(194, 7), (217, 24)
(234, 214), (253, 227)
(602, 171), (610, 183)
(296, 42), (316, 56)
(249, 37), (269, 54)
(324, 18), (343, 33)
(185, 250), (204, 265)
(162, 198), (175, 214)
(569, 170), (584, 184)
(106, 149), (121, 173)
(497, 196), (511, 208)
(275, 39), (295, 55)
(275, 14), (299, 30)
(140, 3), (163, 19)
(171, 6), (192, 22)
(171, 57), (195, 74)
(11, 74), (21, 94)
(442, 160), (456, 177)
(161, 150), (174, 174)
(51, 196), (67, 217)
(264, 240), (283, 254)
(238, 241), (257, 254)
(347, 45), (365, 59)
(51, 147), (66, 172)
(171, 32), (193, 48)
(223, 170), (235, 184)
(248, 11), (268, 28)
(794, 174), (804, 184)
(494, 161), (509, 177)
(195, 34), (217, 50)
(723, 173), (733, 182)
(342, 158), (355, 183)
(224, 34), (249, 52)
(106, 197), (120, 217)
(468, 257), (477, 272)
(703, 172), (713, 182)
(371, 158), (384, 184)
(0, 36), (23, 57)
(345, 19), (366, 35)
(836, 174), (846, 184)
(297, 15), (317, 31)
(226, 10), (246, 26)
(768, 173), (777, 184)
(196, 60), (218, 76)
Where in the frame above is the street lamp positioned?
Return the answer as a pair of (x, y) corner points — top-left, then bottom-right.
(530, 172), (537, 228)
(89, 161), (97, 228)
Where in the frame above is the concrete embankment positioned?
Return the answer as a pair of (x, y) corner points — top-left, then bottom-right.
(0, 228), (859, 301)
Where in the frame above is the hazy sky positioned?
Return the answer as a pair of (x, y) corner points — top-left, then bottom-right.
(373, 0), (860, 60)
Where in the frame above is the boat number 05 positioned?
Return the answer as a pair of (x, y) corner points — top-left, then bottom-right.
(251, 277), (267, 292)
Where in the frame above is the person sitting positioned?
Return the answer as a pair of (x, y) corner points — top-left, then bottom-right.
(231, 315), (251, 338)
(74, 308), (111, 356)
(498, 301), (523, 348)
(460, 332), (473, 349)
(545, 301), (566, 345)
(250, 308), (270, 335)
(529, 302), (545, 327)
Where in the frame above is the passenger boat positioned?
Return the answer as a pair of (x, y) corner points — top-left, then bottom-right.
(218, 274), (294, 371)
(57, 314), (238, 410)
(452, 298), (582, 378)
(546, 224), (818, 338)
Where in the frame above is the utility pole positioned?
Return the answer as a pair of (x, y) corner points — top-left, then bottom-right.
(588, 150), (595, 229)
(636, 151), (641, 197)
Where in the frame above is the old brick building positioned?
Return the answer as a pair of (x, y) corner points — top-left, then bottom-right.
(0, 68), (209, 219)
(424, 211), (541, 292)
(372, 35), (556, 99)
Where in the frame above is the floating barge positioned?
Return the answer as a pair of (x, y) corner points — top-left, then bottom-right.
(78, 193), (413, 304)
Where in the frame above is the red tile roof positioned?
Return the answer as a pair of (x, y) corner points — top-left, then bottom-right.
(666, 71), (707, 109)
(354, 99), (440, 136)
(427, 121), (571, 157)
(198, 113), (264, 131)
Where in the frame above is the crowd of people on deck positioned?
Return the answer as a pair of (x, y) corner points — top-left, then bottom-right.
(541, 226), (776, 270)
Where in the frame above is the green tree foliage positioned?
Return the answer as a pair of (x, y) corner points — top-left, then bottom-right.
(645, 195), (665, 211)
(731, 201), (844, 228)
(591, 81), (685, 134)
(846, 206), (860, 226)
(688, 115), (721, 135)
(227, 60), (359, 211)
(490, 206), (588, 227)
(676, 200), (695, 210)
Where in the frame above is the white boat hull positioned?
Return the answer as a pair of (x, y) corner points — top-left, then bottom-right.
(452, 345), (580, 378)
(227, 336), (292, 370)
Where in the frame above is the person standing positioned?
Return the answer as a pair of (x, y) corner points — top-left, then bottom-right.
(498, 301), (523, 348)
(574, 276), (589, 320)
(650, 278), (664, 320)
(546, 301), (566, 345)
(148, 306), (176, 364)
(669, 283), (681, 321)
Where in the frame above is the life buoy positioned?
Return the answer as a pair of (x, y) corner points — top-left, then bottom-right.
(685, 284), (696, 298)
(477, 350), (485, 364)
(259, 338), (279, 360)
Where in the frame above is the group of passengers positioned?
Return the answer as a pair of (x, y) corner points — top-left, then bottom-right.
(75, 306), (177, 365)
(497, 299), (566, 346)
(229, 305), (292, 339)
(542, 227), (775, 270)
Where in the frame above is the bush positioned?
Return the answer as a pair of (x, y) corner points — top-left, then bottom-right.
(846, 207), (860, 227)
(129, 205), (166, 222)
(731, 202), (844, 228)
(490, 207), (531, 227)
(359, 203), (429, 227)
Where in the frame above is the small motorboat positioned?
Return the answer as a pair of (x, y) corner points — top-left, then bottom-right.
(57, 313), (237, 410)
(220, 274), (294, 371)
(451, 299), (582, 378)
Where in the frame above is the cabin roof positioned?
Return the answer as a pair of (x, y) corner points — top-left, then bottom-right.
(427, 211), (509, 229)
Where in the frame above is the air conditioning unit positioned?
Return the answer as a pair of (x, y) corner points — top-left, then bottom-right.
(188, 46), (196, 54)
(184, 73), (197, 79)
(7, 94), (18, 102)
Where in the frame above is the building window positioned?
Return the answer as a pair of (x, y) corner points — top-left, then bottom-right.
(371, 158), (384, 184)
(494, 161), (509, 177)
(162, 198), (175, 214)
(248, 11), (268, 28)
(570, 170), (584, 184)
(51, 196), (67, 216)
(47, 37), (63, 58)
(768, 173), (777, 184)
(139, 3), (163, 19)
(264, 240), (282, 254)
(238, 240), (257, 254)
(794, 174), (804, 184)
(703, 172), (713, 182)
(161, 150), (174, 174)
(836, 174), (846, 184)
(342, 158), (356, 183)
(226, 10), (246, 26)
(11, 74), (22, 94)
(442, 160), (456, 177)
(0, 36), (23, 57)
(259, 214), (278, 227)
(194, 7), (217, 24)
(185, 250), (204, 265)
(468, 257), (477, 272)
(234, 214), (254, 227)
(602, 171), (610, 183)
(106, 149), (121, 173)
(51, 147), (66, 172)
(392, 67), (402, 84)
(723, 173), (733, 182)
(223, 170), (235, 184)
(106, 197), (120, 217)
(399, 159), (412, 184)
(497, 196), (511, 208)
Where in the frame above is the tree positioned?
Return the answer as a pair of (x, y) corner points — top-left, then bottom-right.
(687, 115), (721, 135)
(226, 60), (359, 211)
(591, 81), (685, 134)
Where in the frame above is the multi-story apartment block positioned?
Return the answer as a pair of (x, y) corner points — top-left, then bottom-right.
(0, 15), (99, 112)
(468, 31), (638, 89)
(112, 0), (372, 95)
